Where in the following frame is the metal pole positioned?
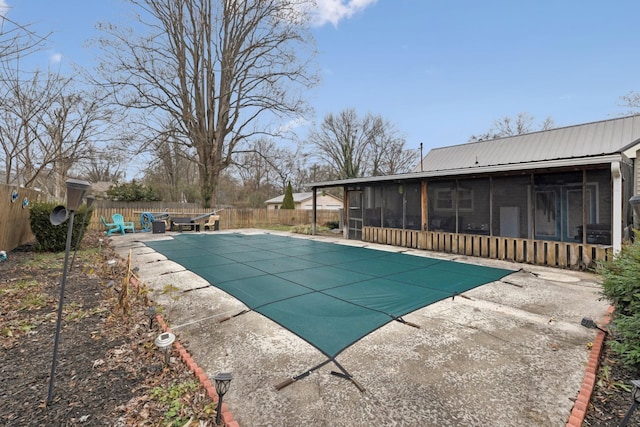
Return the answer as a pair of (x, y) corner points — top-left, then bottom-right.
(47, 211), (76, 405)
(69, 208), (90, 271)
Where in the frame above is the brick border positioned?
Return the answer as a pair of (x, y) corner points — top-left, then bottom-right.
(130, 276), (240, 427)
(565, 306), (614, 427)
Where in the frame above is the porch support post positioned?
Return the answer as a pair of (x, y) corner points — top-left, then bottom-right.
(421, 180), (428, 231)
(612, 161), (623, 252)
(312, 187), (317, 235)
(343, 186), (349, 239)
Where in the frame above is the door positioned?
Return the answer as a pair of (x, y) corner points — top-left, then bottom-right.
(534, 189), (561, 241)
(348, 190), (363, 240)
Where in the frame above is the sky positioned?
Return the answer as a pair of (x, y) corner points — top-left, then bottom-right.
(3, 0), (640, 158)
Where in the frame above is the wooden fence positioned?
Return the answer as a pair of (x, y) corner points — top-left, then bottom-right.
(88, 206), (340, 232)
(362, 226), (613, 270)
(0, 185), (44, 252)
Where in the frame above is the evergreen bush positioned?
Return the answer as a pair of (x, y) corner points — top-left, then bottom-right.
(599, 236), (640, 370)
(29, 202), (93, 252)
(281, 182), (295, 209)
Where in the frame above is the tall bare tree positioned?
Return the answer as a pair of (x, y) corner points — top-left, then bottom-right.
(307, 108), (415, 179)
(469, 112), (555, 141)
(95, 0), (317, 207)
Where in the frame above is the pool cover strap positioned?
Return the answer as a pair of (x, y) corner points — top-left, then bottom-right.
(275, 357), (365, 393)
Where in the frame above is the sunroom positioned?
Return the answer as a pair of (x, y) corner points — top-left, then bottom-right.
(308, 115), (640, 269)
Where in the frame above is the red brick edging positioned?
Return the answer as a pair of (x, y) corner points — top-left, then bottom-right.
(130, 276), (240, 427)
(565, 306), (615, 427)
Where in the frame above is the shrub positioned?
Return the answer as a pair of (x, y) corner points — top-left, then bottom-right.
(599, 236), (640, 370)
(29, 202), (93, 252)
(325, 220), (340, 229)
(281, 182), (295, 209)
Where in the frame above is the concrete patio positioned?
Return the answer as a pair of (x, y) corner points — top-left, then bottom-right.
(111, 229), (609, 427)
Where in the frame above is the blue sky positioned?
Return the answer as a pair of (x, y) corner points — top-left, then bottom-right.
(4, 0), (640, 156)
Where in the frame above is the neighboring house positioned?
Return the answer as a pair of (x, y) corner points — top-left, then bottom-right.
(307, 114), (640, 269)
(265, 192), (343, 210)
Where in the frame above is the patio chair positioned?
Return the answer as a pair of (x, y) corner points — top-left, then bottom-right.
(112, 213), (135, 234)
(100, 216), (121, 237)
(204, 214), (220, 231)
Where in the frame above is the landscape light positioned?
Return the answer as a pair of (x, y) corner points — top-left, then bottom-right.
(154, 332), (176, 365)
(619, 379), (640, 427)
(47, 179), (92, 405)
(580, 317), (608, 334)
(214, 372), (233, 425)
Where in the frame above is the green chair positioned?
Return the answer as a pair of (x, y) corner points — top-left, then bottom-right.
(112, 213), (135, 234)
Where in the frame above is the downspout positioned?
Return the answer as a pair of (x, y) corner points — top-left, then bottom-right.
(612, 161), (622, 252)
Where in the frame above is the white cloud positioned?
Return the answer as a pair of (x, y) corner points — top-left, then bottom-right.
(49, 52), (62, 64)
(311, 0), (377, 27)
(0, 0), (9, 17)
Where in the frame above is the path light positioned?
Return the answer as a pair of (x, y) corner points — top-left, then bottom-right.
(154, 332), (175, 365)
(580, 317), (608, 334)
(214, 372), (233, 426)
(146, 306), (157, 330)
(47, 178), (91, 405)
(619, 379), (640, 427)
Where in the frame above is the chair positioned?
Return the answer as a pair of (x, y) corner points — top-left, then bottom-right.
(100, 216), (121, 237)
(112, 213), (135, 235)
(204, 215), (220, 231)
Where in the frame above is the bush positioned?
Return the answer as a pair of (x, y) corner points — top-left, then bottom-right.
(29, 202), (94, 252)
(599, 236), (640, 370)
(106, 180), (161, 202)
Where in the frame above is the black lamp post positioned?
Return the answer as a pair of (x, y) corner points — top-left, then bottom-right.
(619, 379), (640, 427)
(214, 372), (233, 426)
(47, 178), (91, 405)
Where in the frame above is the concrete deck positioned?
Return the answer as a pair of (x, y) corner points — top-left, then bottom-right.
(110, 229), (609, 427)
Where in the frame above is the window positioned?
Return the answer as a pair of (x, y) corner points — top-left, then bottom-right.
(434, 188), (473, 212)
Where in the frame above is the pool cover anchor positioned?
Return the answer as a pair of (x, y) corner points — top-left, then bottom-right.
(394, 316), (420, 328)
(331, 359), (366, 393)
(219, 309), (250, 323)
(275, 358), (365, 393)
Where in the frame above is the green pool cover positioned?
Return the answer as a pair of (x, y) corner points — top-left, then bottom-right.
(145, 233), (514, 358)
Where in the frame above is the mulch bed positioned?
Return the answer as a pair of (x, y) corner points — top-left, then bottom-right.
(0, 232), (218, 426)
(584, 344), (640, 426)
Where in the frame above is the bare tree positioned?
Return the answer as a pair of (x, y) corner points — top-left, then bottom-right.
(619, 91), (640, 115)
(307, 108), (414, 179)
(95, 0), (317, 207)
(0, 12), (49, 66)
(0, 65), (112, 197)
(143, 128), (200, 202)
(469, 112), (555, 141)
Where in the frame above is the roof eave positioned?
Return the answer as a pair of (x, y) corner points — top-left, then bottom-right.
(308, 154), (626, 188)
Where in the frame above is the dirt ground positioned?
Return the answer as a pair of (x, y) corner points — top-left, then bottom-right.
(1, 229), (639, 426)
(0, 231), (218, 426)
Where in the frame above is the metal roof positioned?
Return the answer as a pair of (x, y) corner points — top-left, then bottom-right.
(308, 115), (640, 188)
(417, 114), (640, 173)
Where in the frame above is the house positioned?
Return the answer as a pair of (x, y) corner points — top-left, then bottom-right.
(265, 192), (343, 210)
(307, 114), (640, 269)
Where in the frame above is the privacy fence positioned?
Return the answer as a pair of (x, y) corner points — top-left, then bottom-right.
(0, 185), (44, 252)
